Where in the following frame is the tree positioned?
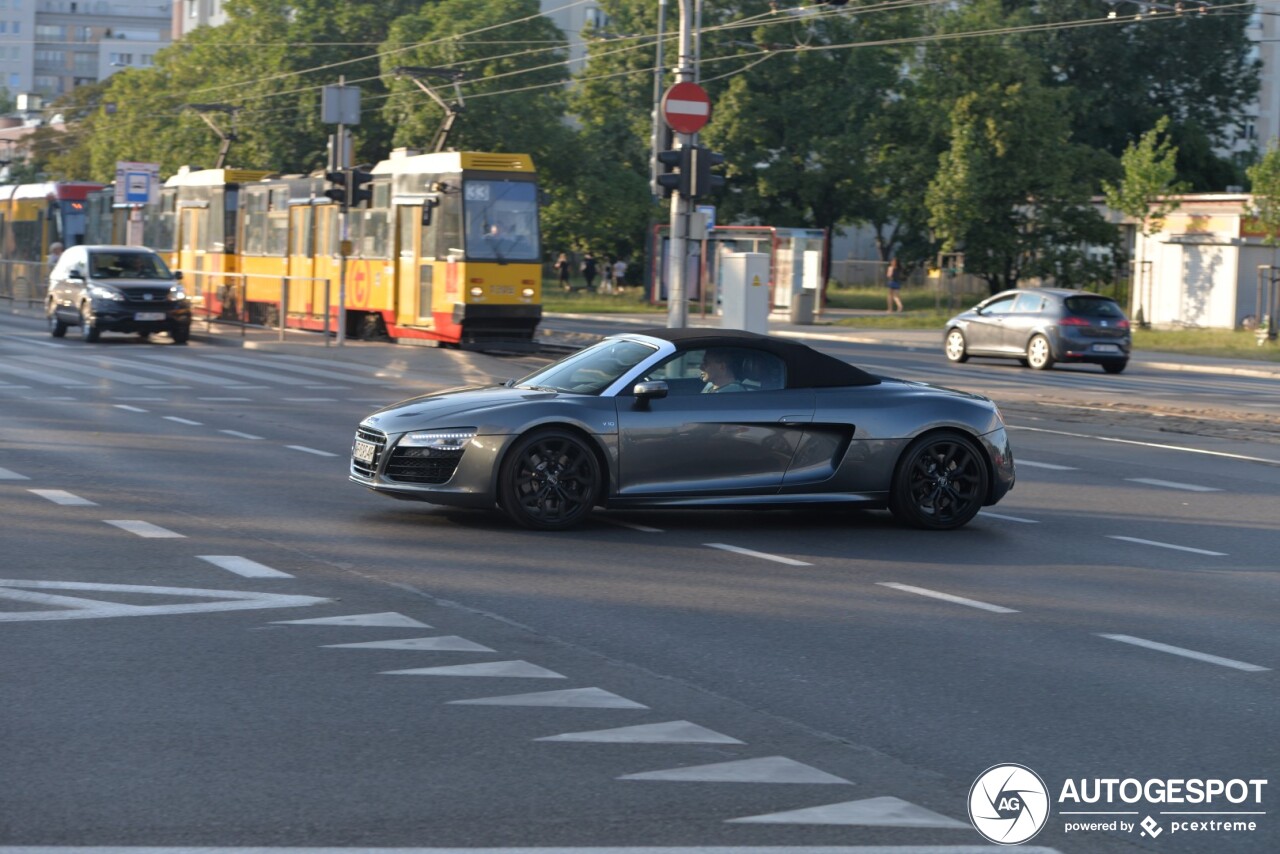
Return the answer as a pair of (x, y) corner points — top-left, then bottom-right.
(1102, 115), (1188, 324)
(1246, 141), (1280, 251)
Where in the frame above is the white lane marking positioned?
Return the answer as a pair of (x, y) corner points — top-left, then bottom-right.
(1016, 459), (1078, 471)
(537, 720), (744, 744)
(877, 582), (1018, 614)
(1125, 477), (1222, 492)
(1010, 424), (1280, 466)
(220, 429), (263, 440)
(603, 518), (664, 533)
(273, 612), (431, 628)
(197, 555), (293, 579)
(728, 795), (970, 828)
(384, 660), (566, 679)
(29, 489), (97, 506)
(0, 467), (31, 480)
(287, 445), (338, 457)
(325, 636), (494, 652)
(1106, 535), (1227, 556)
(285, 397), (338, 402)
(104, 520), (185, 538)
(114, 397), (166, 401)
(0, 580), (327, 622)
(0, 846), (1065, 853)
(200, 397), (252, 401)
(163, 416), (204, 426)
(1098, 634), (1270, 672)
(978, 510), (1039, 523)
(113, 404), (149, 413)
(621, 756), (851, 785)
(705, 543), (811, 566)
(448, 687), (649, 709)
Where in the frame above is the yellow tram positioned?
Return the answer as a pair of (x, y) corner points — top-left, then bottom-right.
(0, 181), (103, 302)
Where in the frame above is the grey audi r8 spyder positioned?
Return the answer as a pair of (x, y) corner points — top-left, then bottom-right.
(350, 329), (1015, 531)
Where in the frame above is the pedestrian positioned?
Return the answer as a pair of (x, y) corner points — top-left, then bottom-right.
(612, 256), (627, 293)
(581, 251), (598, 292)
(886, 257), (904, 313)
(600, 255), (616, 295)
(47, 241), (64, 268)
(554, 252), (572, 292)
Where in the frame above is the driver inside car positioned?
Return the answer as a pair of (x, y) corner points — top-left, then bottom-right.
(700, 350), (747, 393)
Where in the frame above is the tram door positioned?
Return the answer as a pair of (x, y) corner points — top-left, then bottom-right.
(288, 205), (315, 321)
(177, 207), (206, 308)
(397, 204), (432, 327)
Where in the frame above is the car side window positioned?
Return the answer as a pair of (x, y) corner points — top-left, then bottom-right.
(1012, 293), (1043, 313)
(982, 295), (1017, 315)
(643, 347), (786, 396)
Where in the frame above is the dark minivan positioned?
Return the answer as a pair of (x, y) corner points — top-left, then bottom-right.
(47, 245), (191, 343)
(943, 287), (1131, 374)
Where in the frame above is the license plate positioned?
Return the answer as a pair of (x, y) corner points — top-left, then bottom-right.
(1092, 343), (1120, 353)
(353, 440), (377, 464)
(134, 312), (165, 321)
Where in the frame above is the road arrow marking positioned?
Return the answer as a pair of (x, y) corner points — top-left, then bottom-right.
(325, 636), (495, 652)
(383, 660), (566, 679)
(448, 687), (648, 709)
(727, 795), (969, 827)
(536, 720), (744, 744)
(0, 580), (328, 622)
(272, 612), (431, 628)
(620, 756), (850, 784)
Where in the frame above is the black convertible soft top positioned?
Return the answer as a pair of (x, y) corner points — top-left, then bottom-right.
(630, 327), (880, 388)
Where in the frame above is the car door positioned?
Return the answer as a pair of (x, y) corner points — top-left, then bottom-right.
(966, 293), (1017, 354)
(614, 347), (814, 495)
(1003, 291), (1047, 351)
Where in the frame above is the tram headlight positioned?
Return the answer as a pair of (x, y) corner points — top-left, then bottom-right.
(469, 286), (484, 298)
(399, 429), (476, 451)
(522, 287), (535, 298)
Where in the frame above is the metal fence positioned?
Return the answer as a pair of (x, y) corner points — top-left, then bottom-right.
(0, 259), (53, 308)
(178, 269), (334, 344)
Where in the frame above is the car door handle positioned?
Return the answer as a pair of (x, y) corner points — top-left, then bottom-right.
(778, 415), (812, 425)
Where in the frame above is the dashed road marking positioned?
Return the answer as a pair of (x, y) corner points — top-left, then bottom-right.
(197, 555), (293, 579)
(163, 416), (204, 426)
(1125, 477), (1222, 492)
(29, 489), (96, 506)
(620, 756), (850, 785)
(705, 543), (811, 566)
(1106, 535), (1227, 556)
(978, 510), (1039, 523)
(273, 612), (431, 628)
(287, 445), (339, 457)
(602, 518), (664, 533)
(113, 404), (149, 413)
(384, 660), (566, 679)
(0, 467), (31, 480)
(448, 687), (648, 709)
(104, 519), (185, 538)
(220, 429), (264, 440)
(537, 720), (744, 744)
(878, 582), (1018, 614)
(1098, 634), (1269, 672)
(325, 636), (495, 652)
(1015, 460), (1078, 471)
(727, 795), (971, 828)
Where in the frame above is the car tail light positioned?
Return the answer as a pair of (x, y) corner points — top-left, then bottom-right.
(1059, 316), (1090, 326)
(1116, 319), (1130, 330)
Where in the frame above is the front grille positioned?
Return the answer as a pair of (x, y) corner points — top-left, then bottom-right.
(120, 288), (176, 303)
(385, 446), (465, 484)
(351, 426), (387, 478)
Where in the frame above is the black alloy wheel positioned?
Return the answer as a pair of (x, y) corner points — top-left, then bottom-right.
(889, 432), (989, 530)
(170, 323), (191, 344)
(47, 305), (67, 338)
(500, 429), (601, 530)
(1102, 360), (1128, 374)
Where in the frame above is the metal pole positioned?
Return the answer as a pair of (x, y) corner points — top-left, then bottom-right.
(666, 0), (695, 329)
(649, 0), (668, 200)
(324, 278), (332, 347)
(279, 276), (287, 343)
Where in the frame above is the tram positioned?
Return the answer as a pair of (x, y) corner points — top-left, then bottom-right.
(0, 181), (103, 302)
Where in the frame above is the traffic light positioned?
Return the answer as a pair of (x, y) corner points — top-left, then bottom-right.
(349, 167), (374, 208)
(656, 147), (685, 197)
(688, 146), (726, 199)
(324, 169), (349, 208)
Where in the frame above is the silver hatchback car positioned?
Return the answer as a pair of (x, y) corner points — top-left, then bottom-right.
(943, 288), (1131, 373)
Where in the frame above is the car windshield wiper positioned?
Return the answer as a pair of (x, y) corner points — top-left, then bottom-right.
(516, 384), (561, 393)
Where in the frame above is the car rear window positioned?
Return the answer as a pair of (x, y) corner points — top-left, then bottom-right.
(1064, 296), (1124, 318)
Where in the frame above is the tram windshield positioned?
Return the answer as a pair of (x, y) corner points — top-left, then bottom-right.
(462, 179), (539, 262)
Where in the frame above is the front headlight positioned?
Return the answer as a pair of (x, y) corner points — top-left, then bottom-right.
(88, 285), (124, 302)
(169, 287), (187, 301)
(398, 429), (477, 451)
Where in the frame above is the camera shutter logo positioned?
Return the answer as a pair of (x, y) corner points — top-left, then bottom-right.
(969, 763), (1050, 845)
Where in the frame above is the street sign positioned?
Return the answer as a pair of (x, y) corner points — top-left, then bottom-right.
(322, 84), (361, 125)
(696, 204), (716, 230)
(661, 82), (711, 134)
(114, 161), (160, 206)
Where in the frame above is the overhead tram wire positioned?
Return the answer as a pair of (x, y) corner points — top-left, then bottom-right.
(36, 2), (1248, 152)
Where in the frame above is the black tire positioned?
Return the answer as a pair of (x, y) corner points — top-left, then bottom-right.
(137, 331), (152, 341)
(943, 328), (969, 363)
(47, 305), (67, 338)
(1026, 334), (1054, 370)
(170, 324), (190, 344)
(889, 431), (989, 530)
(79, 305), (100, 342)
(499, 429), (601, 530)
(1102, 360), (1128, 374)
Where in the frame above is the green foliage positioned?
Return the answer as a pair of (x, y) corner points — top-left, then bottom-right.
(1102, 115), (1188, 236)
(1246, 142), (1280, 248)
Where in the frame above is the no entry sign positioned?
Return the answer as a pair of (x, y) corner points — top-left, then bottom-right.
(661, 82), (711, 134)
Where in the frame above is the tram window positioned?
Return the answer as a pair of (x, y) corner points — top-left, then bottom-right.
(462, 179), (539, 262)
(292, 206), (313, 257)
(265, 211), (288, 257)
(397, 207), (416, 258)
(243, 188), (268, 255)
(203, 188), (225, 252)
(362, 210), (389, 259)
(435, 191), (462, 259)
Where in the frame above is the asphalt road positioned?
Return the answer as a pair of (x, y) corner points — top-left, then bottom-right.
(1, 311), (1277, 854)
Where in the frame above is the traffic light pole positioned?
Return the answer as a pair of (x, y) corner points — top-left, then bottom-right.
(666, 0), (696, 329)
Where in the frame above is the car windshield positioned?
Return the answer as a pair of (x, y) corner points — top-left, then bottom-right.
(512, 338), (657, 395)
(1064, 296), (1124, 318)
(89, 251), (172, 279)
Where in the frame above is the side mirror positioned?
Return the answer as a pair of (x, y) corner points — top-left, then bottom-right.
(632, 380), (668, 405)
(68, 269), (84, 280)
(172, 270), (183, 281)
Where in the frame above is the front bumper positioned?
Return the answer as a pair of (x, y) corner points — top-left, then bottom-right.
(89, 302), (191, 332)
(349, 425), (511, 509)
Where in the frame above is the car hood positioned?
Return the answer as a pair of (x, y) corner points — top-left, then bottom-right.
(360, 385), (561, 433)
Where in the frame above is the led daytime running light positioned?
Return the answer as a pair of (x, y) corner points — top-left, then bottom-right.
(399, 429), (477, 450)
